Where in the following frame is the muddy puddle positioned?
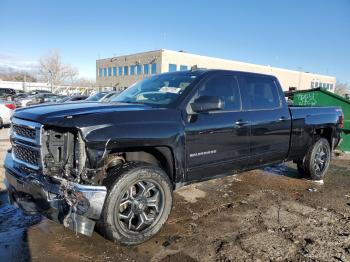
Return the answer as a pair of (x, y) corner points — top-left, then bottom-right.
(0, 191), (41, 261)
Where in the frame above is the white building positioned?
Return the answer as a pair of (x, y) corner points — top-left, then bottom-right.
(0, 80), (51, 92)
(96, 49), (336, 92)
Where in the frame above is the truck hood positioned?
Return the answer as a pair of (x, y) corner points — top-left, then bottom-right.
(13, 102), (156, 124)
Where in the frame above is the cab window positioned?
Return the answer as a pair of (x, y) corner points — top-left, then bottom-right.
(197, 75), (241, 111)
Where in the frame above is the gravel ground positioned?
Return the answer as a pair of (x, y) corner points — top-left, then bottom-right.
(1, 128), (350, 261)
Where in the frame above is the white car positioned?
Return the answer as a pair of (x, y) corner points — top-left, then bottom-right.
(0, 100), (15, 128)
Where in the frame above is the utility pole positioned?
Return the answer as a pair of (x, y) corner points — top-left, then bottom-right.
(49, 70), (53, 93)
(23, 73), (27, 92)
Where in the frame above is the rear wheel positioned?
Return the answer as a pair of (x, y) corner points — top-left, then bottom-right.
(99, 162), (173, 245)
(0, 117), (3, 129)
(297, 138), (331, 180)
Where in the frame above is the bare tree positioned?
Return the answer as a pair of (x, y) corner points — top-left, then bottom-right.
(65, 65), (79, 87)
(334, 82), (350, 97)
(39, 50), (78, 92)
(75, 77), (95, 87)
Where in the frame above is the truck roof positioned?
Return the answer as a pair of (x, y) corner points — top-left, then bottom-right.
(158, 68), (279, 81)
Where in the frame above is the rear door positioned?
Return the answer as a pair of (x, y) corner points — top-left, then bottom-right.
(239, 75), (291, 166)
(185, 72), (251, 181)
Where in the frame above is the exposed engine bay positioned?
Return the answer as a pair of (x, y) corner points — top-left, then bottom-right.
(41, 127), (126, 185)
(42, 128), (87, 182)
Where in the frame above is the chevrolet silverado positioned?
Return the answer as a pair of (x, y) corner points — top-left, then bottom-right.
(4, 69), (343, 245)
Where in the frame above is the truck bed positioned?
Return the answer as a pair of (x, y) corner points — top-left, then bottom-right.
(287, 105), (342, 160)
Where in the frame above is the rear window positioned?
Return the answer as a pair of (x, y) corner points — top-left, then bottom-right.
(244, 76), (281, 110)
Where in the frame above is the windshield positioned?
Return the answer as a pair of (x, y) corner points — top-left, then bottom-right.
(86, 92), (108, 101)
(111, 72), (201, 105)
(102, 93), (121, 102)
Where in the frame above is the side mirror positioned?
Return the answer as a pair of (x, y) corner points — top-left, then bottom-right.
(191, 96), (224, 113)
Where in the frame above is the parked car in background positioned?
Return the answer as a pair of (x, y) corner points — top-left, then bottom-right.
(0, 87), (16, 99)
(12, 93), (30, 100)
(59, 95), (88, 103)
(29, 90), (52, 95)
(21, 93), (62, 107)
(85, 91), (109, 101)
(0, 99), (16, 128)
(18, 95), (40, 107)
(99, 91), (121, 103)
(9, 93), (31, 109)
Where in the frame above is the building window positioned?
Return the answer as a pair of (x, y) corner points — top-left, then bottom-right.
(108, 67), (112, 77)
(124, 66), (129, 75)
(330, 84), (334, 91)
(113, 67), (117, 76)
(118, 66), (123, 76)
(322, 83), (327, 88)
(168, 64), (177, 72)
(130, 65), (135, 75)
(311, 82), (314, 89)
(151, 63), (157, 74)
(103, 68), (107, 77)
(99, 68), (103, 77)
(180, 65), (188, 71)
(137, 64), (142, 75)
(143, 64), (149, 75)
(315, 82), (319, 88)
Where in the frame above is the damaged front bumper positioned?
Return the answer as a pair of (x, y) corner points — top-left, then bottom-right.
(4, 152), (107, 236)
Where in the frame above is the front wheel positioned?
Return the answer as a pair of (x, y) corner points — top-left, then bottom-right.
(99, 162), (173, 245)
(297, 138), (331, 180)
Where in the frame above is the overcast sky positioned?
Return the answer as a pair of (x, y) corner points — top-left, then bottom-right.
(0, 0), (349, 83)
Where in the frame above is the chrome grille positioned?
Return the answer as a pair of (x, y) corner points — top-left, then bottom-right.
(12, 124), (36, 140)
(11, 117), (43, 170)
(13, 144), (39, 166)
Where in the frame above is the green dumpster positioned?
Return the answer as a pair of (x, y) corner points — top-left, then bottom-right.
(292, 88), (350, 152)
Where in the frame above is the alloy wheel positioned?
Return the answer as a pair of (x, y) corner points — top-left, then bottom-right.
(314, 144), (328, 174)
(116, 180), (163, 232)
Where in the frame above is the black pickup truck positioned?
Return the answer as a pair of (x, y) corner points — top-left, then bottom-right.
(4, 69), (343, 245)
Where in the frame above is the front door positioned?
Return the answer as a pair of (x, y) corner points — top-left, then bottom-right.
(185, 73), (251, 182)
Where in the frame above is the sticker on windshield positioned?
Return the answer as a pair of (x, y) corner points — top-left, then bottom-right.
(159, 86), (182, 94)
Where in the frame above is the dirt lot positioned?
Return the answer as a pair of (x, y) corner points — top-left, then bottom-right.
(1, 126), (350, 261)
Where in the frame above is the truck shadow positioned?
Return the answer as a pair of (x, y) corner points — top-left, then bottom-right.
(0, 190), (42, 262)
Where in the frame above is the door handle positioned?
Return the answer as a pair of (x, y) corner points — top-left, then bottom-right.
(235, 120), (248, 126)
(278, 116), (287, 122)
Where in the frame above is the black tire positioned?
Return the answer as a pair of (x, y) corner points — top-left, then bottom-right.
(98, 162), (173, 245)
(0, 117), (3, 129)
(298, 138), (331, 180)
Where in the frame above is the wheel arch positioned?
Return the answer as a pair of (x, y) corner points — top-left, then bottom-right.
(107, 146), (176, 185)
(313, 127), (334, 149)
